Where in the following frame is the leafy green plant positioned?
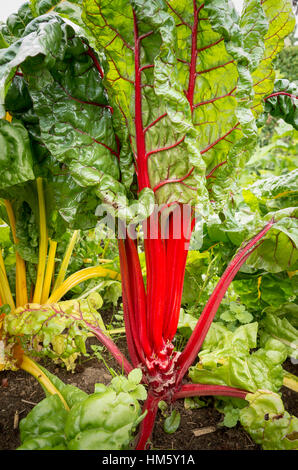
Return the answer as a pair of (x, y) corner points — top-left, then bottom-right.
(17, 365), (147, 450)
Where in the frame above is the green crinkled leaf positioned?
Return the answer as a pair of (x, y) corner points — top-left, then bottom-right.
(189, 322), (287, 393)
(240, 390), (298, 450)
(65, 387), (145, 450)
(18, 394), (68, 450)
(30, 0), (83, 17)
(243, 169), (298, 205)
(18, 368), (146, 450)
(263, 302), (298, 329)
(166, 0), (265, 209)
(198, 321), (259, 360)
(82, 0), (209, 210)
(260, 312), (298, 360)
(246, 207), (298, 273)
(2, 13), (154, 226)
(0, 14), (70, 117)
(3, 296), (106, 368)
(250, 0), (296, 120)
(0, 2), (35, 45)
(233, 272), (297, 314)
(0, 120), (35, 192)
(205, 208), (258, 247)
(261, 79), (298, 130)
(25, 43), (120, 186)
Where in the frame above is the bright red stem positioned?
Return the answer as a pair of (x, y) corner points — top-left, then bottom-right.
(186, 2), (203, 112)
(264, 91), (298, 100)
(133, 11), (150, 190)
(125, 236), (152, 357)
(135, 393), (160, 450)
(83, 321), (133, 375)
(176, 219), (274, 384)
(143, 216), (167, 354)
(118, 238), (143, 366)
(164, 211), (194, 341)
(173, 383), (248, 401)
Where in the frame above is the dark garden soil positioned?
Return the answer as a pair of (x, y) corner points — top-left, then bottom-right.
(0, 321), (297, 451)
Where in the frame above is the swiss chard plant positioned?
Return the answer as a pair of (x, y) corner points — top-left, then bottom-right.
(0, 0), (124, 375)
(0, 0), (297, 450)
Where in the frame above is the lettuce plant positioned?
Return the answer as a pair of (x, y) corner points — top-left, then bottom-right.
(0, 0), (297, 450)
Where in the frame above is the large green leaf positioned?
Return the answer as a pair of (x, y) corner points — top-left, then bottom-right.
(82, 0), (209, 209)
(0, 120), (35, 191)
(261, 79), (298, 130)
(189, 322), (287, 393)
(246, 207), (298, 273)
(2, 12), (154, 225)
(4, 293), (106, 368)
(166, 0), (261, 208)
(18, 394), (68, 450)
(0, 2), (35, 45)
(260, 311), (298, 360)
(0, 14), (70, 117)
(243, 169), (298, 205)
(233, 273), (297, 313)
(25, 44), (119, 186)
(18, 367), (146, 450)
(250, 0), (295, 119)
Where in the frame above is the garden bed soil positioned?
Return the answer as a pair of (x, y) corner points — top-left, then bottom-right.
(1, 332), (297, 452)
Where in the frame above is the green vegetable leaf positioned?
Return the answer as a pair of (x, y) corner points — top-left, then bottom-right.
(246, 207), (298, 273)
(65, 385), (145, 450)
(0, 120), (35, 192)
(4, 295), (106, 369)
(0, 2), (35, 45)
(261, 79), (298, 130)
(82, 0), (209, 209)
(189, 322), (287, 393)
(260, 312), (298, 361)
(243, 169), (298, 209)
(0, 14), (70, 117)
(250, 0), (296, 120)
(18, 367), (146, 450)
(18, 394), (68, 450)
(240, 390), (298, 450)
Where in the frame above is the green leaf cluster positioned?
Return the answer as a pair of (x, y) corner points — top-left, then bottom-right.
(189, 322), (287, 393)
(18, 366), (147, 450)
(4, 294), (106, 369)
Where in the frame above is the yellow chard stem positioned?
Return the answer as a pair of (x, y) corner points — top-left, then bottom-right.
(0, 248), (15, 311)
(4, 200), (28, 307)
(47, 266), (121, 304)
(53, 230), (79, 292)
(283, 369), (298, 393)
(20, 355), (69, 410)
(33, 178), (48, 304)
(41, 239), (57, 304)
